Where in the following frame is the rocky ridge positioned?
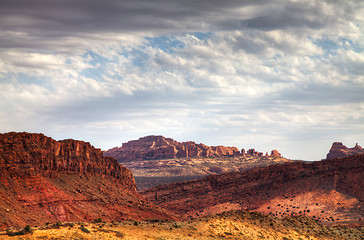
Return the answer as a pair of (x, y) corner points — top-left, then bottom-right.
(326, 142), (364, 159)
(142, 154), (364, 225)
(0, 132), (172, 230)
(105, 135), (282, 161)
(105, 135), (288, 189)
(0, 132), (135, 190)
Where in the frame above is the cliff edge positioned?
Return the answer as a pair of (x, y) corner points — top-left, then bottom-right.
(326, 142), (364, 159)
(0, 132), (172, 230)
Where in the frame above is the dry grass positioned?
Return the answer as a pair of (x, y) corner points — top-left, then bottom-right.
(1, 211), (362, 240)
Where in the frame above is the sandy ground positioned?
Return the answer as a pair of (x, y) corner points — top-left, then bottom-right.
(1, 211), (363, 240)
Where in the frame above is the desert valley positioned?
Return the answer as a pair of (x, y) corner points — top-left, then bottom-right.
(0, 132), (363, 239)
(2, 0), (364, 239)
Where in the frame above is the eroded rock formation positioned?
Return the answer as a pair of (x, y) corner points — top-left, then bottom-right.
(326, 142), (364, 159)
(0, 132), (172, 230)
(105, 135), (282, 162)
(0, 132), (135, 189)
(271, 149), (282, 158)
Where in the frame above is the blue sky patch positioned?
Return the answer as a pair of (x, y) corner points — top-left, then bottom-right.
(191, 32), (214, 41)
(314, 37), (363, 56)
(130, 48), (150, 71)
(14, 73), (54, 91)
(80, 68), (104, 81)
(82, 51), (111, 66)
(146, 35), (185, 53)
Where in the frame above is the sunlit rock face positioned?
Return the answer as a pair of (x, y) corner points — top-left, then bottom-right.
(326, 142), (364, 159)
(0, 132), (173, 230)
(142, 154), (364, 225)
(105, 135), (283, 161)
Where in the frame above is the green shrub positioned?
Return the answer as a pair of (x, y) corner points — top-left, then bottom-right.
(173, 222), (181, 228)
(6, 225), (33, 236)
(55, 221), (62, 228)
(79, 225), (90, 233)
(24, 225), (32, 233)
(115, 230), (125, 238)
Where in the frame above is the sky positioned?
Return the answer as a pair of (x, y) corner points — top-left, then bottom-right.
(0, 0), (363, 161)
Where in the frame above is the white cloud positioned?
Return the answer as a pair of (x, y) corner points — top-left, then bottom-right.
(0, 0), (363, 160)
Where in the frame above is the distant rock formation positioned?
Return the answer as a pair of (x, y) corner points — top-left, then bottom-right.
(271, 149), (282, 158)
(142, 154), (364, 225)
(105, 135), (239, 161)
(326, 142), (364, 159)
(0, 132), (172, 230)
(245, 148), (264, 157)
(105, 135), (282, 162)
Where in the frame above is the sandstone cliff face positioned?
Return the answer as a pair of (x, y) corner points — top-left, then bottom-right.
(142, 154), (364, 225)
(0, 132), (135, 190)
(0, 132), (172, 230)
(105, 135), (281, 162)
(326, 142), (364, 159)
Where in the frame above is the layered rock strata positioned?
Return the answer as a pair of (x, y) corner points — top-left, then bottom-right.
(0, 132), (172, 230)
(105, 135), (282, 161)
(142, 154), (364, 225)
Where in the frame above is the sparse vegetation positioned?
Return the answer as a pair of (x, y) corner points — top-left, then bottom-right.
(79, 225), (90, 233)
(6, 225), (33, 236)
(114, 230), (125, 238)
(1, 210), (362, 239)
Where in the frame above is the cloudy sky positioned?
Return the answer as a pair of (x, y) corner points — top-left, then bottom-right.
(1, 0), (363, 160)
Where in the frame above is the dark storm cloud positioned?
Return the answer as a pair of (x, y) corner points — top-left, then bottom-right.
(0, 0), (264, 33)
(1, 0), (355, 45)
(219, 1), (361, 31)
(1, 0), (361, 56)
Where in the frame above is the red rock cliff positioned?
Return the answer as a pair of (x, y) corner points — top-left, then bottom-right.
(0, 132), (135, 190)
(0, 132), (173, 230)
(105, 135), (282, 162)
(326, 142), (364, 159)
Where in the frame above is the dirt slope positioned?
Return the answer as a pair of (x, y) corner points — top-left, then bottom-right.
(142, 154), (364, 226)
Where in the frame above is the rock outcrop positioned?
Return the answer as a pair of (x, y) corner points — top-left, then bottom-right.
(270, 149), (282, 157)
(105, 136), (240, 161)
(326, 142), (364, 159)
(142, 154), (364, 225)
(0, 132), (172, 230)
(0, 132), (135, 189)
(105, 135), (282, 162)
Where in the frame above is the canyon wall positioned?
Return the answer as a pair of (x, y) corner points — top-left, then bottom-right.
(0, 132), (172, 230)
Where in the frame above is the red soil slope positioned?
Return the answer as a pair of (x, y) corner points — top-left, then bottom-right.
(0, 132), (172, 230)
(142, 154), (364, 226)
